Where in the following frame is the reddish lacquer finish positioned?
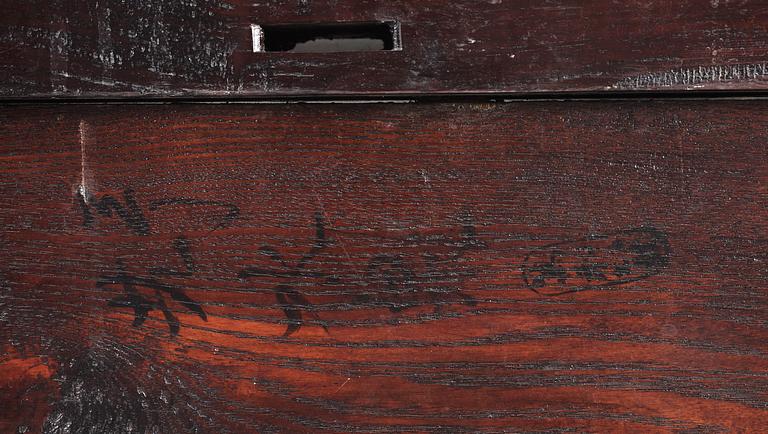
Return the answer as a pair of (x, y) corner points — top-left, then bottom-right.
(1, 101), (767, 432)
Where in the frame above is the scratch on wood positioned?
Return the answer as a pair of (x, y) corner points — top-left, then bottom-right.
(96, 3), (115, 74)
(78, 120), (93, 203)
(52, 72), (168, 93)
(49, 27), (70, 93)
(334, 377), (351, 393)
(611, 63), (768, 89)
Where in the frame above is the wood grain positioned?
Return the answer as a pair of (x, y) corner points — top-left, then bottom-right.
(4, 0), (768, 98)
(1, 100), (767, 432)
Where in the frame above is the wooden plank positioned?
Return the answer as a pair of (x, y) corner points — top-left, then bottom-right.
(1, 101), (767, 432)
(3, 0), (768, 98)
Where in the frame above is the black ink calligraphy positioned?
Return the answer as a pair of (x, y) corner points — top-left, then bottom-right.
(239, 213), (330, 337)
(77, 188), (150, 236)
(79, 188), (240, 335)
(96, 265), (207, 336)
(359, 215), (481, 313)
(521, 226), (670, 296)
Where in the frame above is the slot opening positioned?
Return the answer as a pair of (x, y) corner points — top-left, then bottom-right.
(251, 21), (401, 53)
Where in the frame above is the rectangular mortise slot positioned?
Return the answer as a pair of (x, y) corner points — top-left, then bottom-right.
(252, 21), (401, 53)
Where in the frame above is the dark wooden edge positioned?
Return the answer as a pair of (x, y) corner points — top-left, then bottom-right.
(3, 0), (768, 99)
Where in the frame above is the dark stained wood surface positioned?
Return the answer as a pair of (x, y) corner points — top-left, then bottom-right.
(1, 100), (768, 432)
(4, 0), (768, 98)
